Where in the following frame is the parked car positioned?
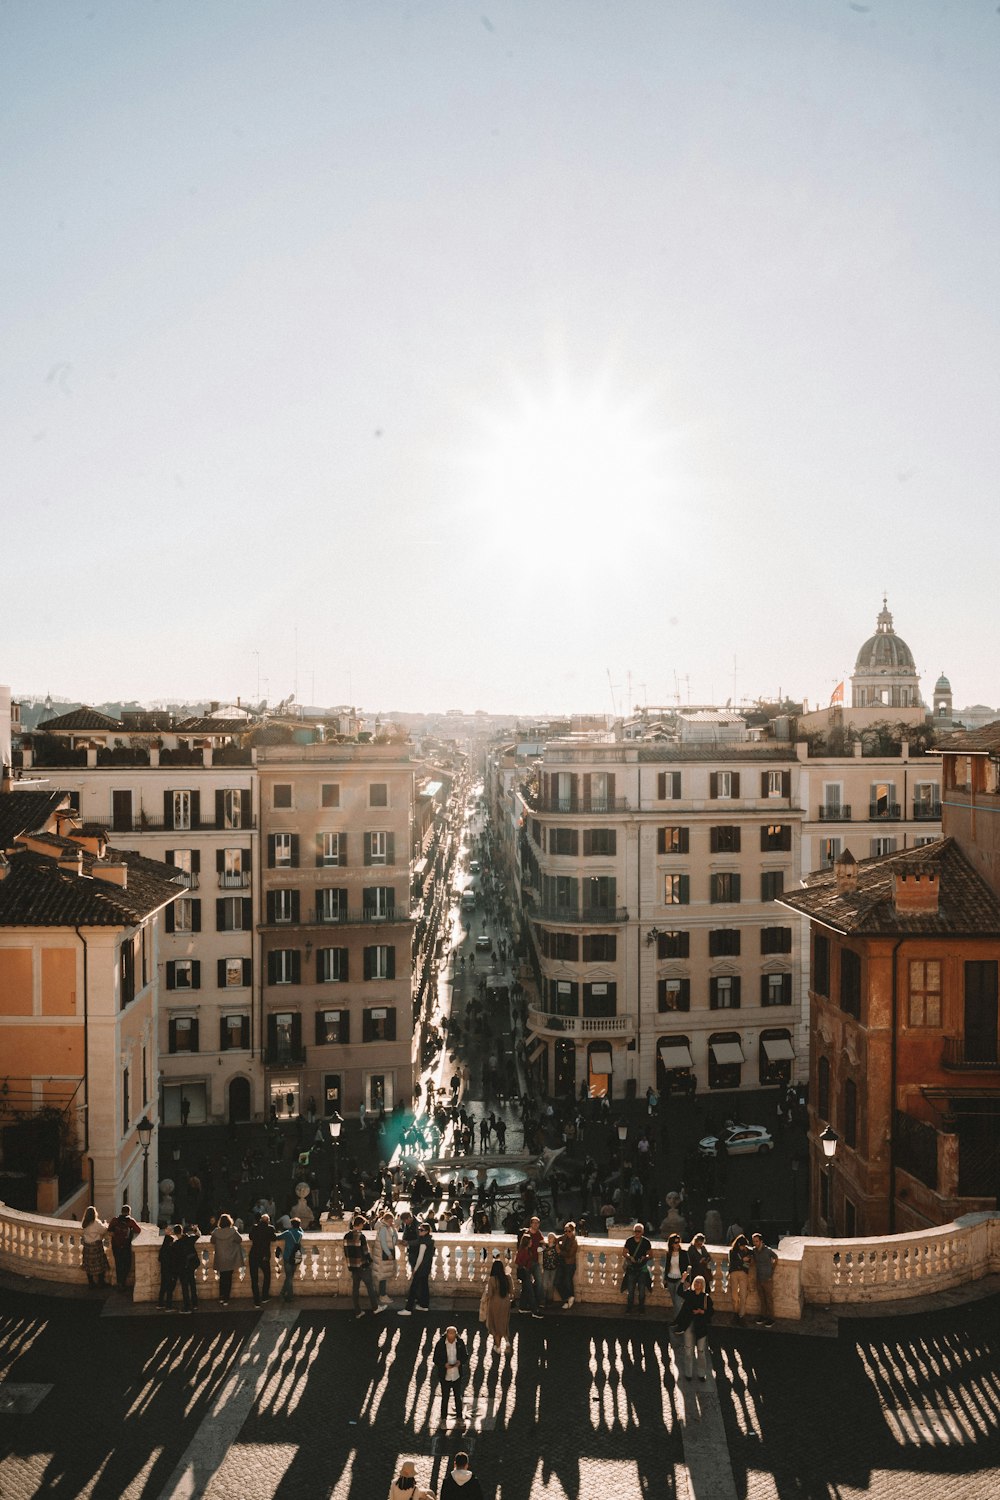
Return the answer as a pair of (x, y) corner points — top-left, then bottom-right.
(698, 1124), (774, 1157)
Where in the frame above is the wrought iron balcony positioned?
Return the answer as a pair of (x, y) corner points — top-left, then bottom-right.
(531, 905), (629, 926)
(912, 802), (942, 822)
(218, 872), (251, 888)
(265, 1045), (306, 1068)
(941, 1036), (999, 1071)
(868, 803), (901, 821)
(818, 805), (851, 821)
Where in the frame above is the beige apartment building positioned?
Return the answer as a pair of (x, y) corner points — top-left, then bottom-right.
(257, 743), (416, 1120)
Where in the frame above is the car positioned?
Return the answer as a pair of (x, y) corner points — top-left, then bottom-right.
(469, 860), (481, 875)
(698, 1124), (774, 1157)
(475, 934), (491, 951)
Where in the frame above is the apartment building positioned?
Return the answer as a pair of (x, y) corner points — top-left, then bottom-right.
(799, 738), (942, 875)
(0, 790), (180, 1218)
(257, 743), (416, 1120)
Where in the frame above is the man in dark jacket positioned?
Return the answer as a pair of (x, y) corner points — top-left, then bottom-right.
(248, 1213), (278, 1306)
(172, 1223), (200, 1313)
(431, 1327), (469, 1433)
(399, 1221), (434, 1313)
(442, 1450), (484, 1499)
(108, 1204), (141, 1289)
(621, 1222), (653, 1313)
(157, 1226), (176, 1309)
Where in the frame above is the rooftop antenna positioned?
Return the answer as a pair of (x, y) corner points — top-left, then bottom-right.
(606, 669), (618, 718)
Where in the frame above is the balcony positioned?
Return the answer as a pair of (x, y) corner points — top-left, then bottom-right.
(265, 1045), (306, 1068)
(522, 791), (630, 815)
(869, 803), (901, 821)
(941, 1036), (999, 1071)
(218, 872), (251, 889)
(818, 805), (851, 821)
(913, 802), (942, 822)
(84, 815), (257, 833)
(263, 909), (412, 930)
(531, 905), (629, 926)
(527, 1008), (636, 1038)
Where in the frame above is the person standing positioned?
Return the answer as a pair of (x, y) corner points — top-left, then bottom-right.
(727, 1234), (752, 1325)
(210, 1213), (245, 1305)
(180, 1095), (191, 1127)
(483, 1252), (512, 1351)
(751, 1232), (779, 1327)
(80, 1207), (110, 1290)
(526, 1215), (545, 1309)
(431, 1326), (469, 1433)
(173, 1223), (200, 1313)
(107, 1204), (141, 1289)
(441, 1452), (484, 1500)
(157, 1225), (177, 1309)
(344, 1217), (382, 1318)
(514, 1231), (541, 1316)
(556, 1221), (579, 1308)
(276, 1217), (304, 1302)
(663, 1232), (691, 1316)
(621, 1223), (653, 1313)
(248, 1213), (277, 1306)
(399, 1221), (434, 1314)
(375, 1210), (399, 1307)
(674, 1274), (714, 1381)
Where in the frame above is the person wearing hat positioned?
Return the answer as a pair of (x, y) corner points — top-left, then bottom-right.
(398, 1220), (435, 1314)
(388, 1459), (434, 1500)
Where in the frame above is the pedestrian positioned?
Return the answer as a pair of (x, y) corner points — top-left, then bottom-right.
(157, 1224), (177, 1309)
(344, 1217), (383, 1318)
(751, 1232), (778, 1327)
(621, 1222), (653, 1314)
(249, 1213), (277, 1306)
(210, 1213), (245, 1305)
(674, 1273), (714, 1381)
(399, 1221), (434, 1314)
(180, 1095), (191, 1127)
(173, 1222), (200, 1313)
(442, 1451), (484, 1500)
(526, 1215), (545, 1309)
(494, 1118), (507, 1154)
(728, 1234), (752, 1325)
(541, 1233), (560, 1305)
(387, 1459), (435, 1500)
(107, 1203), (141, 1289)
(276, 1217), (304, 1302)
(514, 1231), (541, 1316)
(478, 1117), (491, 1153)
(686, 1232), (716, 1289)
(375, 1210), (399, 1307)
(80, 1206), (110, 1290)
(482, 1251), (512, 1350)
(663, 1232), (691, 1316)
(556, 1221), (578, 1308)
(431, 1325), (469, 1433)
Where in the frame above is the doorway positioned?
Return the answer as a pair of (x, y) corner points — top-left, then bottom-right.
(228, 1076), (251, 1124)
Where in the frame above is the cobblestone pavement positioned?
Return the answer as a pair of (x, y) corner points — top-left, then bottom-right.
(2, 1282), (999, 1499)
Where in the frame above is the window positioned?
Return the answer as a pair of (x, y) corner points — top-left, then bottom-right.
(549, 828), (579, 856)
(219, 957), (252, 988)
(657, 930), (690, 959)
(823, 784), (843, 815)
(169, 1015), (199, 1052)
(369, 783), (388, 808)
(664, 874), (690, 905)
(820, 837), (841, 869)
(583, 981), (617, 1017)
(709, 928), (740, 957)
(813, 932), (830, 997)
(171, 849), (196, 886)
(710, 771), (739, 799)
(166, 959), (200, 991)
(172, 897), (199, 933)
(583, 828), (616, 856)
(762, 972), (792, 1006)
(220, 1014), (250, 1050)
(318, 832), (347, 866)
(761, 823), (791, 852)
(317, 947), (349, 983)
(761, 870), (785, 902)
(363, 1006), (397, 1041)
(269, 889), (298, 924)
(550, 980), (579, 1015)
(840, 947), (861, 1020)
(761, 926), (792, 955)
(321, 783), (340, 809)
(544, 931), (579, 961)
(542, 874), (578, 913)
(870, 782), (895, 818)
(553, 772), (577, 812)
(908, 959), (942, 1027)
(222, 789), (243, 829)
(843, 1077), (858, 1149)
(710, 976), (741, 1009)
(269, 832), (299, 868)
(817, 1055), (830, 1120)
(217, 896), (251, 932)
(317, 887), (348, 923)
(119, 938), (135, 1007)
(870, 837), (896, 857)
(657, 978), (690, 1012)
(657, 771), (681, 800)
(587, 772), (612, 811)
(764, 769), (789, 798)
(364, 945), (395, 981)
(365, 830), (392, 865)
(315, 1008), (349, 1045)
(710, 826), (740, 853)
(219, 847), (247, 886)
(914, 782), (940, 818)
(363, 886), (395, 919)
(658, 826), (689, 854)
(584, 875), (616, 912)
(710, 872), (741, 904)
(273, 783), (292, 809)
(708, 1031), (743, 1089)
(268, 1012), (302, 1063)
(268, 949), (301, 985)
(583, 934), (617, 962)
(172, 790), (192, 830)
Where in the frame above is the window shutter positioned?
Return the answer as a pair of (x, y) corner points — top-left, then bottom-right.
(242, 958), (252, 987)
(166, 849), (173, 865)
(672, 772), (681, 798)
(191, 849), (201, 873)
(364, 833), (372, 866)
(338, 833), (347, 864)
(168, 1017), (177, 1047)
(583, 773), (592, 808)
(709, 827), (719, 853)
(782, 771), (791, 798)
(732, 976), (741, 1007)
(657, 828), (666, 854)
(731, 773), (740, 798)
(266, 892), (276, 923)
(315, 949), (325, 984)
(217, 898), (226, 930)
(761, 771), (769, 797)
(267, 951), (277, 984)
(386, 833), (395, 866)
(363, 1010), (373, 1042)
(217, 958), (227, 987)
(163, 791), (173, 829)
(583, 830), (592, 856)
(165, 904), (175, 934)
(216, 849), (225, 873)
(267, 1014), (277, 1050)
(733, 828), (741, 853)
(709, 773), (718, 799)
(191, 901), (201, 933)
(760, 826), (769, 852)
(291, 1013), (302, 1049)
(220, 1016), (229, 1050)
(316, 833), (324, 867)
(240, 847), (250, 871)
(658, 772), (666, 799)
(240, 789), (252, 826)
(386, 946), (396, 980)
(267, 834), (276, 868)
(190, 791), (201, 829)
(386, 1008), (397, 1041)
(190, 1016), (200, 1049)
(166, 963), (176, 991)
(781, 825), (791, 851)
(240, 1016), (250, 1048)
(291, 951), (301, 984)
(291, 891), (300, 923)
(733, 874), (741, 902)
(242, 898), (252, 929)
(215, 791), (225, 827)
(364, 947), (373, 980)
(314, 1010), (325, 1045)
(607, 773), (615, 803)
(679, 875), (690, 904)
(289, 834), (299, 868)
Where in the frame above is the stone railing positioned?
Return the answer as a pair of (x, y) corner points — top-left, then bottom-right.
(2, 1203), (998, 1317)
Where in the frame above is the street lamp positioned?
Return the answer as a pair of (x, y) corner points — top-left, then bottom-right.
(820, 1126), (839, 1235)
(137, 1115), (154, 1223)
(328, 1114), (344, 1217)
(616, 1121), (629, 1144)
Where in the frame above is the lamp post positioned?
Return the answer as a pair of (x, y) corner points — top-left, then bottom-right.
(328, 1114), (344, 1217)
(137, 1115), (154, 1223)
(820, 1126), (839, 1235)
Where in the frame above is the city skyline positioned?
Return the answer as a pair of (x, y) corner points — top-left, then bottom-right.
(4, 2), (999, 714)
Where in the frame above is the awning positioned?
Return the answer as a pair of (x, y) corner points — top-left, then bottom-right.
(589, 1047), (613, 1074)
(710, 1042), (745, 1066)
(659, 1042), (694, 1069)
(528, 1041), (546, 1065)
(763, 1037), (795, 1062)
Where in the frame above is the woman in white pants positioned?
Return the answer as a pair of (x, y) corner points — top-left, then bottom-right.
(675, 1274), (714, 1381)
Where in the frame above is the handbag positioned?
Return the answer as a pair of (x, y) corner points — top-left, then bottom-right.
(478, 1285), (490, 1323)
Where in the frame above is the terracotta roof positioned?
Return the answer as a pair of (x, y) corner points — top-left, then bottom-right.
(36, 706), (123, 732)
(0, 790), (69, 851)
(932, 722), (1000, 754)
(174, 717), (254, 734)
(777, 838), (1000, 937)
(0, 843), (182, 927)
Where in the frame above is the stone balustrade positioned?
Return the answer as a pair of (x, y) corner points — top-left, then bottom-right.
(2, 1203), (998, 1316)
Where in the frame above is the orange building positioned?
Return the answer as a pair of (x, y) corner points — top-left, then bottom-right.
(0, 790), (181, 1219)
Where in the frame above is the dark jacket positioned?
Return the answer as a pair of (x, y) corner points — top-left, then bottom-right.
(432, 1334), (469, 1385)
(663, 1247), (691, 1283)
(441, 1467), (484, 1500)
(674, 1286), (714, 1339)
(249, 1222), (278, 1261)
(171, 1231), (199, 1276)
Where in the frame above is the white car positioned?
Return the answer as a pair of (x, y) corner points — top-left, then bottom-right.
(698, 1124), (774, 1157)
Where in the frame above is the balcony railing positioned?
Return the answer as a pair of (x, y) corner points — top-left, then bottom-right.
(261, 909), (412, 930)
(265, 1045), (306, 1068)
(531, 905), (629, 926)
(522, 792), (631, 815)
(818, 805), (851, 821)
(869, 803), (901, 821)
(913, 802), (942, 822)
(218, 872), (251, 889)
(527, 1008), (635, 1037)
(84, 815), (257, 833)
(941, 1036), (999, 1071)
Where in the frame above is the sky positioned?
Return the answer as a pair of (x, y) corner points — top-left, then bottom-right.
(3, 1), (999, 717)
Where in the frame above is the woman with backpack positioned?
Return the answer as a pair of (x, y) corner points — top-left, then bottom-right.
(276, 1217), (304, 1302)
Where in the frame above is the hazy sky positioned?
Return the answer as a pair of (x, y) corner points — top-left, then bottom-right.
(4, 1), (999, 716)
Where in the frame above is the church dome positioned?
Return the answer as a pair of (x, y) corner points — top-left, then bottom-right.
(934, 673), (951, 693)
(854, 599), (916, 675)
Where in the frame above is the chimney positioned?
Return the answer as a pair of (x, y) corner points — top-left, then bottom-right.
(834, 848), (859, 893)
(58, 847), (84, 876)
(55, 809), (81, 838)
(92, 860), (128, 888)
(894, 867), (939, 914)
